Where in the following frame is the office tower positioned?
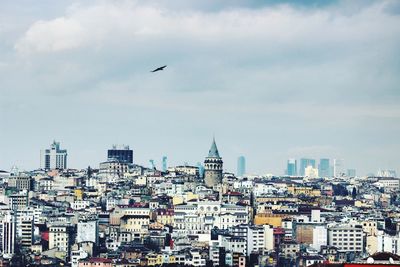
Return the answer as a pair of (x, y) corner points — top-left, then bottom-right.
(162, 156), (168, 172)
(204, 138), (223, 188)
(347, 169), (356, 177)
(107, 145), (133, 164)
(333, 159), (345, 177)
(286, 159), (297, 176)
(40, 140), (68, 170)
(319, 158), (330, 177)
(237, 156), (246, 177)
(299, 158), (316, 176)
(1, 212), (16, 258)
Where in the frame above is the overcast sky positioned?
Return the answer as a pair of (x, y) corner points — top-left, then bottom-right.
(0, 0), (399, 176)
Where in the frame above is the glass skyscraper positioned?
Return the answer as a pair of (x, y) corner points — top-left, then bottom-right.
(287, 159), (297, 176)
(319, 158), (330, 177)
(237, 156), (246, 177)
(107, 145), (133, 164)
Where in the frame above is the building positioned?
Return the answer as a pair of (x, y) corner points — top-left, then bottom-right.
(319, 159), (330, 177)
(19, 217), (33, 250)
(204, 138), (223, 188)
(327, 224), (363, 252)
(237, 156), (246, 177)
(299, 158), (316, 176)
(1, 212), (16, 258)
(7, 176), (32, 191)
(49, 225), (72, 257)
(287, 159), (297, 176)
(107, 145), (133, 164)
(305, 166), (319, 178)
(40, 140), (68, 170)
(77, 219), (99, 244)
(333, 159), (345, 177)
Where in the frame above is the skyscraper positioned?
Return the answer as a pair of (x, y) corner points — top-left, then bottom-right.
(40, 140), (68, 170)
(287, 159), (297, 176)
(204, 138), (223, 188)
(1, 212), (16, 258)
(319, 158), (330, 177)
(237, 156), (246, 177)
(299, 158), (316, 176)
(107, 145), (133, 164)
(333, 159), (345, 177)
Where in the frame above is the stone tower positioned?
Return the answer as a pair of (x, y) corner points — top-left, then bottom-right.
(204, 138), (223, 188)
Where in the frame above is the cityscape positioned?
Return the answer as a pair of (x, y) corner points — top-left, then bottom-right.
(1, 0), (400, 267)
(0, 140), (399, 266)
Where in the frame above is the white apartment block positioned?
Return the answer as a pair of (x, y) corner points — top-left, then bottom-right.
(328, 224), (364, 252)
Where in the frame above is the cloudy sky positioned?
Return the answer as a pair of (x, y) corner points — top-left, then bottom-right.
(0, 0), (399, 176)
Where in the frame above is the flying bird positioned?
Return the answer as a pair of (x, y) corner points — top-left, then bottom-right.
(151, 65), (167, 72)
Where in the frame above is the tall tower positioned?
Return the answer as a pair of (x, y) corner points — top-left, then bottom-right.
(237, 156), (246, 177)
(40, 140), (68, 170)
(204, 138), (223, 188)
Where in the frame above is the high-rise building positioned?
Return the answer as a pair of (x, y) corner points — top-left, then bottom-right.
(333, 159), (345, 177)
(162, 156), (168, 172)
(40, 141), (68, 170)
(107, 145), (133, 164)
(204, 138), (223, 188)
(299, 158), (316, 176)
(286, 159), (297, 176)
(237, 156), (246, 177)
(319, 159), (330, 177)
(1, 212), (16, 258)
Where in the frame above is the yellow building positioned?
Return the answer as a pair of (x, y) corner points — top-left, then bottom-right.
(172, 192), (199, 205)
(254, 213), (285, 227)
(287, 186), (321, 197)
(74, 189), (83, 200)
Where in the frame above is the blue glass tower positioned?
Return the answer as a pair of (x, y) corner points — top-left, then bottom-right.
(237, 156), (246, 177)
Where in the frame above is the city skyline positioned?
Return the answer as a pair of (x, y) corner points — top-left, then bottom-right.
(1, 0), (399, 175)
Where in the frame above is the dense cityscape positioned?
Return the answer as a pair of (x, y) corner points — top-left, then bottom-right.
(0, 139), (399, 267)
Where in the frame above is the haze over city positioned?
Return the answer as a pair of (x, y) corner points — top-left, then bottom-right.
(1, 0), (400, 176)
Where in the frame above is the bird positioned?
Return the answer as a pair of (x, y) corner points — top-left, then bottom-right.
(151, 65), (167, 72)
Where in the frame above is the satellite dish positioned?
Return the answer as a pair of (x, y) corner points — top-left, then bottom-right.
(366, 257), (374, 263)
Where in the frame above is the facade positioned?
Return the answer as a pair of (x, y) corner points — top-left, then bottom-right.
(107, 145), (133, 164)
(7, 176), (32, 191)
(328, 224), (363, 252)
(77, 219), (99, 244)
(40, 140), (68, 170)
(204, 138), (223, 188)
(49, 225), (72, 257)
(237, 156), (246, 177)
(319, 158), (330, 177)
(287, 159), (297, 176)
(1, 213), (16, 258)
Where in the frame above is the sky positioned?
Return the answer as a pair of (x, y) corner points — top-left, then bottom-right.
(0, 0), (399, 176)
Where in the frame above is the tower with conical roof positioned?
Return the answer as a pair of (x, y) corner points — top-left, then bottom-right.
(204, 138), (223, 188)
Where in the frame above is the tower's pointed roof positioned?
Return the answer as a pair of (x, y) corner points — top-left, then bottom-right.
(208, 137), (220, 158)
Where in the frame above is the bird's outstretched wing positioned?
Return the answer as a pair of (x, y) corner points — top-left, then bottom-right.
(151, 65), (167, 72)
